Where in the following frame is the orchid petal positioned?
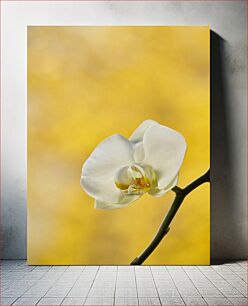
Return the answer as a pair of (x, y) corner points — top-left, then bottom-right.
(133, 142), (145, 163)
(81, 134), (134, 203)
(143, 125), (186, 190)
(130, 119), (158, 163)
(94, 194), (141, 210)
(129, 119), (158, 144)
(149, 175), (178, 197)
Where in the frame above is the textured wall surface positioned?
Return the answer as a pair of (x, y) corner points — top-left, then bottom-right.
(1, 1), (247, 261)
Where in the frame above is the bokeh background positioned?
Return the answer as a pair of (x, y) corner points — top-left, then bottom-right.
(28, 26), (209, 265)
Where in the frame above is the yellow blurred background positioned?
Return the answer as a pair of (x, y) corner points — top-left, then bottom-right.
(28, 26), (209, 265)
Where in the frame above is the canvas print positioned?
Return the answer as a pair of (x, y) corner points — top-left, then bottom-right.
(28, 26), (210, 265)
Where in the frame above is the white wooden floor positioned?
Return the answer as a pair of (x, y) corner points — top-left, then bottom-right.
(1, 260), (247, 306)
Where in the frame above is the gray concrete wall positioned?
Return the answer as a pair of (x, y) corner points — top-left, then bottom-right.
(1, 1), (246, 261)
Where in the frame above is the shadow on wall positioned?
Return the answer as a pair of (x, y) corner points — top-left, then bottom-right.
(210, 31), (244, 263)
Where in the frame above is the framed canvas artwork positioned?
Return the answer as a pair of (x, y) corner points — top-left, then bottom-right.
(28, 26), (210, 265)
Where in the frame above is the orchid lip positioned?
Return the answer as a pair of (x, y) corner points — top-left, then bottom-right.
(115, 163), (157, 195)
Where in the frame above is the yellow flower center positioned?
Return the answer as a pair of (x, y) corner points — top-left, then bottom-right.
(115, 163), (157, 195)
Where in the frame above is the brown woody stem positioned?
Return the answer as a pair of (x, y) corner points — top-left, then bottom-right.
(130, 169), (210, 265)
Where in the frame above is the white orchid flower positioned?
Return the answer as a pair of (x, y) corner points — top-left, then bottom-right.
(80, 120), (187, 210)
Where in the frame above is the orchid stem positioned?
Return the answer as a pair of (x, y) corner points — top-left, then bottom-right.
(130, 169), (210, 265)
